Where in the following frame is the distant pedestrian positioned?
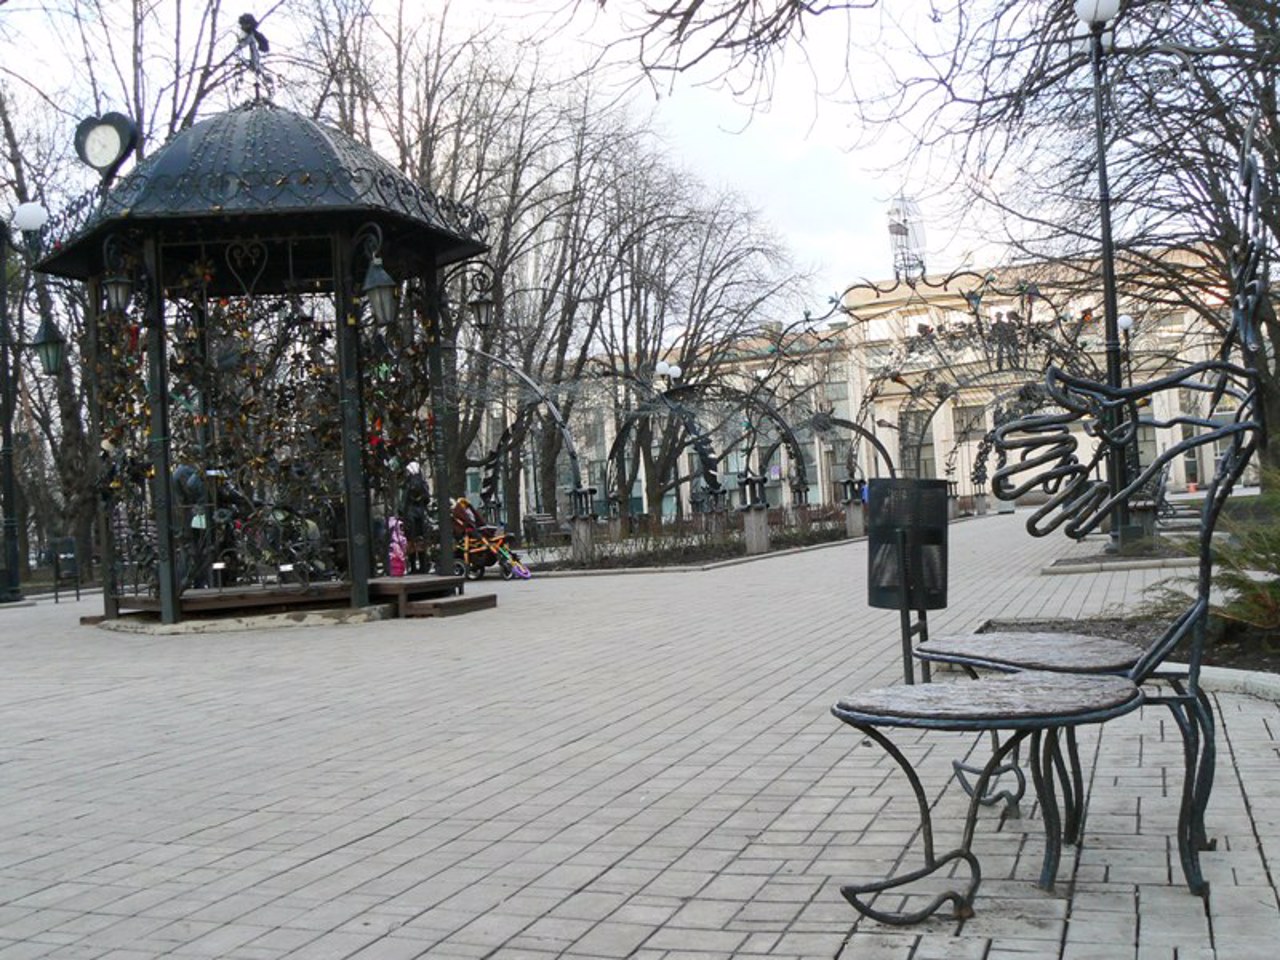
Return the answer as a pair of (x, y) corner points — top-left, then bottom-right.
(387, 516), (407, 576)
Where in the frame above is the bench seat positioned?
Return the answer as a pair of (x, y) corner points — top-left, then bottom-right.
(369, 574), (466, 618)
(834, 671), (1141, 730)
(917, 632), (1145, 674)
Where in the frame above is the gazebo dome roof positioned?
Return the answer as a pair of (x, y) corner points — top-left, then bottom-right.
(40, 101), (487, 281)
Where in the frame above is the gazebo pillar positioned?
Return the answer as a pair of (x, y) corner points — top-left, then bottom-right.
(143, 238), (180, 623)
(335, 234), (372, 607)
(424, 275), (453, 574)
(86, 278), (120, 620)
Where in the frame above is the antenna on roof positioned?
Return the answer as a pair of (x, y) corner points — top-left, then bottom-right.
(888, 194), (926, 283)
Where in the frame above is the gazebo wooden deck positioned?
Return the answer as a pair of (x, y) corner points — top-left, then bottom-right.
(112, 573), (475, 620)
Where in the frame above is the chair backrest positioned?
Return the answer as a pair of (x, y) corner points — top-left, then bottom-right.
(991, 140), (1268, 688)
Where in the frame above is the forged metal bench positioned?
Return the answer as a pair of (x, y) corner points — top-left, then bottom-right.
(831, 143), (1267, 924)
(834, 673), (1141, 923)
(522, 512), (569, 546)
(1129, 461), (1173, 536)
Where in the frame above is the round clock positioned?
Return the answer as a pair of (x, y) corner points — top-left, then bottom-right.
(75, 112), (138, 174)
(84, 124), (122, 168)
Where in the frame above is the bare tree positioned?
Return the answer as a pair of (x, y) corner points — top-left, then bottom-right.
(0, 84), (96, 578)
(846, 0), (1280, 466)
(582, 0), (878, 105)
(0, 0), (275, 579)
(587, 148), (802, 517)
(596, 0), (1280, 474)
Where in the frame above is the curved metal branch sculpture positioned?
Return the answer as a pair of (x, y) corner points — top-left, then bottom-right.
(600, 377), (723, 514)
(447, 346), (586, 511)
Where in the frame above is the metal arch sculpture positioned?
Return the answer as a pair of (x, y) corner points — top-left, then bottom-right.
(453, 347), (587, 510)
(899, 370), (1055, 483)
(833, 268), (994, 482)
(892, 315), (1101, 479)
(970, 383), (1055, 490)
(803, 411), (898, 480)
(893, 364), (1053, 479)
(847, 272), (1102, 480)
(694, 381), (812, 496)
(836, 267), (991, 311)
(600, 378), (724, 514)
(596, 372), (814, 513)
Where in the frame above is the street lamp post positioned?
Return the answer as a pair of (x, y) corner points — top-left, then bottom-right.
(1, 201), (52, 602)
(1117, 312), (1141, 474)
(1117, 313), (1135, 386)
(1076, 0), (1133, 548)
(654, 359), (683, 387)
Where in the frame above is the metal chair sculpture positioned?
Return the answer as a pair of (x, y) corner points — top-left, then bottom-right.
(831, 147), (1267, 924)
(917, 143), (1270, 858)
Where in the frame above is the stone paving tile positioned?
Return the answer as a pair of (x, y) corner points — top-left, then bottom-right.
(1, 514), (1277, 959)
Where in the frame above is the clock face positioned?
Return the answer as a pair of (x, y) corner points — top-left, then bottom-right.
(74, 112), (137, 174)
(84, 124), (123, 169)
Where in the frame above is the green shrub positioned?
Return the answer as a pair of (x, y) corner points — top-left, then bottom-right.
(1210, 470), (1280, 633)
(1141, 471), (1280, 657)
(535, 521), (850, 571)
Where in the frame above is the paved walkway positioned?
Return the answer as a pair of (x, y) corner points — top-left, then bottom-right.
(1, 513), (1277, 959)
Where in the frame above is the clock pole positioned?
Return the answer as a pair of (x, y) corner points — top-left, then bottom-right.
(0, 202), (50, 602)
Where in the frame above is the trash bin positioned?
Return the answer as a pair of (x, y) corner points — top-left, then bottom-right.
(867, 478), (948, 611)
(53, 537), (78, 580)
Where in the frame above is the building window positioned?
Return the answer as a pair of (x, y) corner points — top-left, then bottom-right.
(952, 405), (987, 441)
(1137, 424), (1158, 468)
(1181, 424), (1199, 485)
(899, 409), (936, 479)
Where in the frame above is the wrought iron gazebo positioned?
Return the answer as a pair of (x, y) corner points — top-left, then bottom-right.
(38, 100), (488, 622)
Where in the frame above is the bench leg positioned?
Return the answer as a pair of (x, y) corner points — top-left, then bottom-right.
(1157, 680), (1213, 855)
(954, 726), (1085, 845)
(1160, 682), (1217, 855)
(1066, 727), (1086, 843)
(838, 724), (1033, 924)
(948, 666), (1029, 814)
(1148, 683), (1214, 897)
(1051, 727), (1085, 846)
(1029, 728), (1069, 889)
(1170, 701), (1209, 896)
(1189, 687), (1217, 853)
(953, 730), (1026, 813)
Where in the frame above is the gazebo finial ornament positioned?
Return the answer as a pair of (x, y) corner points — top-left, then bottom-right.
(236, 12), (273, 102)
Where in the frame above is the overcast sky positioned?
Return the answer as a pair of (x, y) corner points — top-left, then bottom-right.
(470, 0), (974, 309)
(645, 82), (896, 304)
(4, 0), (972, 306)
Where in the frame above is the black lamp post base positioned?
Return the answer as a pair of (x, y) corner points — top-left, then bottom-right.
(1105, 524), (1151, 555)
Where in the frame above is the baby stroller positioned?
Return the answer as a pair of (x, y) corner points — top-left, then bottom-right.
(450, 498), (531, 580)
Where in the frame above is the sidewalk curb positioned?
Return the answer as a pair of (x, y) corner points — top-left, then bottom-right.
(528, 535), (861, 578)
(96, 604), (397, 635)
(1041, 558), (1197, 575)
(1194, 664), (1280, 703)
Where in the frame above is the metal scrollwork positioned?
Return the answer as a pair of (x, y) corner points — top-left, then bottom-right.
(41, 105), (491, 258)
(225, 240), (269, 297)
